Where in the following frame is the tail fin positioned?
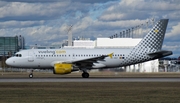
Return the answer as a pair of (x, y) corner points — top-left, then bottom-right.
(134, 19), (168, 53)
(123, 19), (172, 66)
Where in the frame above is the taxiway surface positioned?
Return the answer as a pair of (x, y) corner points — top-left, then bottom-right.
(0, 77), (180, 82)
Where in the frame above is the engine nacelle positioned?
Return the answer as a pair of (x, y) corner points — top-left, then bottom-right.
(53, 63), (72, 74)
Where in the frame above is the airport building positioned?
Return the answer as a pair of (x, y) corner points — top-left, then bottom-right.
(69, 38), (142, 48)
(18, 35), (25, 50)
(0, 36), (18, 56)
(0, 36), (25, 69)
(0, 35), (25, 56)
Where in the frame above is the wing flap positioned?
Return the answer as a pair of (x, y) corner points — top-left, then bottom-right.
(64, 53), (113, 64)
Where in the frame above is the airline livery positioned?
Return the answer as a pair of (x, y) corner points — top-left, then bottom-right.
(6, 19), (172, 78)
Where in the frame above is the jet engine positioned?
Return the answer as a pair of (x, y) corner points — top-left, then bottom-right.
(53, 63), (73, 74)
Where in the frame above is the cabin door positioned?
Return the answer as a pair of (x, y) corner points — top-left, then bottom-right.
(28, 51), (34, 62)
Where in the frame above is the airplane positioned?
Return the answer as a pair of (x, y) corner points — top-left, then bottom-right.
(5, 19), (172, 78)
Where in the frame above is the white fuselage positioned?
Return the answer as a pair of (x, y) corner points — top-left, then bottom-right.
(6, 48), (132, 69)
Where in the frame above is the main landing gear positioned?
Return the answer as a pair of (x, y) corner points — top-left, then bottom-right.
(82, 72), (89, 78)
(29, 70), (33, 78)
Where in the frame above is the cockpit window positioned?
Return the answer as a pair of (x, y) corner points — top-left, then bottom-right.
(19, 54), (22, 57)
(15, 54), (22, 57)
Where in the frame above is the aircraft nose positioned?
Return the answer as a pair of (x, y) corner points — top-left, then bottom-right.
(5, 58), (13, 66)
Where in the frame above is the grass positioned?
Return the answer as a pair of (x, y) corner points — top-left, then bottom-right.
(0, 82), (180, 103)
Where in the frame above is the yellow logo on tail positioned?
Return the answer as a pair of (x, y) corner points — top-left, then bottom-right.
(108, 53), (113, 59)
(154, 29), (159, 33)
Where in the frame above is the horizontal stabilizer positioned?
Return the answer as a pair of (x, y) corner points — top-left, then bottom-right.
(147, 50), (173, 58)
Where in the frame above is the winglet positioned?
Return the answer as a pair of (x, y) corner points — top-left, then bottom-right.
(108, 53), (113, 58)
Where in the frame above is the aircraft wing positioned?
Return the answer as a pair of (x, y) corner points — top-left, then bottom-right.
(64, 53), (113, 68)
(147, 50), (173, 58)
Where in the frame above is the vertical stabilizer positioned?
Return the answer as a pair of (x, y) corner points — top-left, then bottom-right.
(134, 19), (168, 53)
(123, 19), (169, 66)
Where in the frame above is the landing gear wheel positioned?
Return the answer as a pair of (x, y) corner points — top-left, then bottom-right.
(82, 72), (89, 78)
(29, 73), (33, 78)
(29, 70), (33, 78)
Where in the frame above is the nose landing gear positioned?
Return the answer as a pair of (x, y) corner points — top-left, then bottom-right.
(29, 70), (33, 78)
